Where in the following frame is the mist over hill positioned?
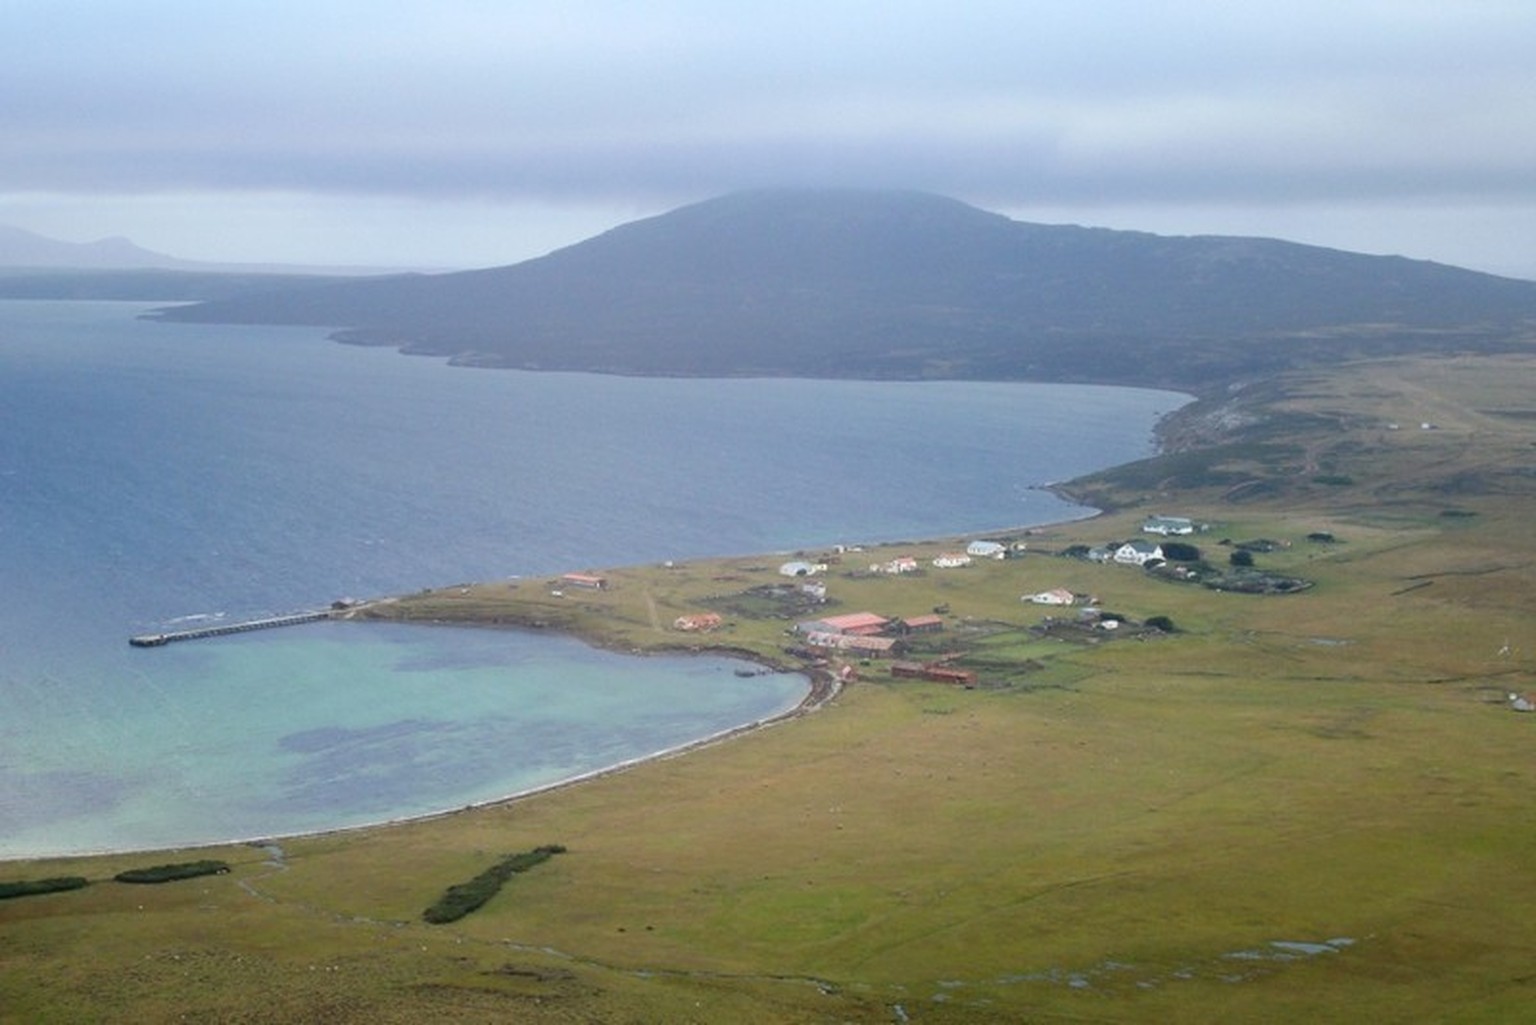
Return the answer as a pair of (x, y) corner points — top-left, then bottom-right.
(150, 190), (1536, 390)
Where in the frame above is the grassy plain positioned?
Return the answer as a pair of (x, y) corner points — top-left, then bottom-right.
(4, 355), (1535, 1023)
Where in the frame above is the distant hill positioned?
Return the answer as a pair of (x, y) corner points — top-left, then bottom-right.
(0, 267), (399, 303)
(149, 190), (1536, 390)
(0, 225), (417, 302)
(0, 224), (425, 292)
(0, 225), (199, 270)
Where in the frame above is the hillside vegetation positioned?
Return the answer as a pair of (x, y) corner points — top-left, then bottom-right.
(149, 190), (1536, 391)
(5, 353), (1534, 1023)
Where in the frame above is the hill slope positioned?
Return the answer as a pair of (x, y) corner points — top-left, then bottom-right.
(151, 190), (1536, 389)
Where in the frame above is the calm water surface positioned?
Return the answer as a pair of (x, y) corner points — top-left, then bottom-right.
(0, 301), (1186, 857)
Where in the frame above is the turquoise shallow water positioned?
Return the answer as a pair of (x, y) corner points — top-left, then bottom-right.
(0, 300), (1186, 858)
(4, 622), (806, 857)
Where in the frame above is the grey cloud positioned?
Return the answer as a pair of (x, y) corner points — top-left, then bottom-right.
(9, 117), (1531, 211)
(7, 2), (1533, 206)
(5, 1), (1535, 272)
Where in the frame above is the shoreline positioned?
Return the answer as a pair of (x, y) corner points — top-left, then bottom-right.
(2, 652), (838, 866)
(3, 498), (1099, 865)
(6, 492), (1125, 865)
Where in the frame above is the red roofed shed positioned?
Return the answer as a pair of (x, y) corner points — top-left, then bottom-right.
(815, 611), (890, 636)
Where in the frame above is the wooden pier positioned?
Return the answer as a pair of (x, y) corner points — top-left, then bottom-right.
(129, 610), (334, 647)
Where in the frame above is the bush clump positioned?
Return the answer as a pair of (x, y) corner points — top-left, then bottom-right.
(1159, 541), (1202, 562)
(0, 876), (90, 900)
(423, 844), (567, 924)
(114, 860), (230, 884)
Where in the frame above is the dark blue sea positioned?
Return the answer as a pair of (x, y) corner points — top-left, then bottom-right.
(0, 300), (1185, 858)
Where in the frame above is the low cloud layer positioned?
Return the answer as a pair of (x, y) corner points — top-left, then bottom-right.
(6, 2), (1535, 271)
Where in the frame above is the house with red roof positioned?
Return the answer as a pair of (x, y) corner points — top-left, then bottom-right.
(798, 611), (890, 636)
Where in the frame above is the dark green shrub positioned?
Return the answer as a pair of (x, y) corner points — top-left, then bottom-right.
(1160, 541), (1202, 562)
(0, 876), (89, 900)
(1229, 550), (1255, 568)
(114, 860), (230, 884)
(1144, 615), (1177, 633)
(423, 845), (566, 924)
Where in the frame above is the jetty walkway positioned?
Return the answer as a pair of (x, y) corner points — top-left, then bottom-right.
(129, 610), (335, 647)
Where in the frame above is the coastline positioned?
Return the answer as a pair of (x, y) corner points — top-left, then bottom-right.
(4, 498), (1115, 866)
(238, 460), (1144, 858)
(12, 673), (829, 866)
(4, 656), (834, 865)
(3, 414), (1147, 867)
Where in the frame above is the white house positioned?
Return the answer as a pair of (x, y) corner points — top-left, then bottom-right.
(1113, 540), (1164, 566)
(1142, 515), (1195, 536)
(779, 560), (819, 577)
(932, 552), (973, 569)
(1027, 588), (1076, 606)
(966, 540), (1007, 559)
(871, 555), (919, 574)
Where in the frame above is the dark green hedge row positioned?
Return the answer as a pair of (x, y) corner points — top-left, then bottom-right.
(423, 844), (567, 924)
(0, 876), (89, 900)
(113, 860), (230, 884)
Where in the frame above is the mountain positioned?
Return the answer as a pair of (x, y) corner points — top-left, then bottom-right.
(0, 224), (426, 277)
(149, 190), (1536, 390)
(0, 226), (423, 302)
(0, 225), (204, 270)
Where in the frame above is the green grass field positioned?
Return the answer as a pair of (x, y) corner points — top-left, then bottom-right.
(4, 354), (1535, 1023)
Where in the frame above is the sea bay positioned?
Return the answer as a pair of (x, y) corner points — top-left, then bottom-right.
(0, 300), (1185, 858)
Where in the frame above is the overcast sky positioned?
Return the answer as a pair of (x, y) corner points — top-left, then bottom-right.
(7, 2), (1535, 276)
